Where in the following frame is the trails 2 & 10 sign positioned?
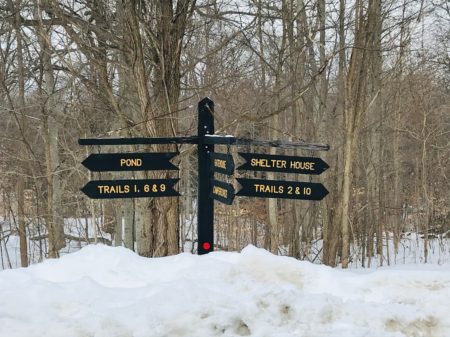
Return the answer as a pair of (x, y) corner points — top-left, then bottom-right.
(79, 97), (330, 255)
(236, 178), (328, 201)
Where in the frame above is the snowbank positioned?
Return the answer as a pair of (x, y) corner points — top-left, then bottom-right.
(0, 245), (449, 337)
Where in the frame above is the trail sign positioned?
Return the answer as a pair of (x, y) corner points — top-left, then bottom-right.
(209, 152), (234, 175)
(210, 179), (235, 205)
(237, 153), (329, 175)
(79, 98), (330, 255)
(81, 179), (180, 199)
(82, 152), (178, 172)
(236, 178), (328, 201)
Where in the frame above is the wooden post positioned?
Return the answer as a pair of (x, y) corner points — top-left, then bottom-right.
(197, 98), (215, 255)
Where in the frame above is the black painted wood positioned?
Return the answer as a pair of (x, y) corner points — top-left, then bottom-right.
(236, 178), (329, 201)
(82, 152), (178, 172)
(78, 136), (199, 146)
(237, 152), (329, 175)
(204, 135), (330, 151)
(210, 179), (235, 205)
(81, 179), (180, 199)
(209, 152), (235, 176)
(197, 98), (215, 255)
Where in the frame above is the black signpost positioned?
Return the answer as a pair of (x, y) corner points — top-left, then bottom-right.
(79, 97), (330, 255)
(197, 98), (215, 254)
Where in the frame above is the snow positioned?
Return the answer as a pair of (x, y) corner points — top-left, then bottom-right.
(1, 245), (449, 337)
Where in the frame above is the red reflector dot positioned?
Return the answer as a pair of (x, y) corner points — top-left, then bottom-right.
(202, 242), (211, 250)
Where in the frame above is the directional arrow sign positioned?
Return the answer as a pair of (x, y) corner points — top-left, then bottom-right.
(210, 179), (235, 205)
(81, 179), (180, 199)
(209, 152), (235, 175)
(236, 178), (328, 201)
(81, 152), (178, 172)
(237, 152), (329, 175)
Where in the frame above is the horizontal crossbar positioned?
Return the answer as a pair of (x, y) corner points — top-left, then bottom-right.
(78, 135), (329, 151)
(204, 135), (330, 151)
(78, 136), (199, 145)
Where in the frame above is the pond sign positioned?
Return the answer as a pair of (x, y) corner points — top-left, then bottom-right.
(82, 152), (178, 172)
(79, 98), (329, 255)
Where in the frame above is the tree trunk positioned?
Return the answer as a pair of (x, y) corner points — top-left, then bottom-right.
(122, 0), (195, 256)
(14, 3), (28, 267)
(323, 0), (345, 266)
(340, 122), (355, 268)
(35, 5), (65, 257)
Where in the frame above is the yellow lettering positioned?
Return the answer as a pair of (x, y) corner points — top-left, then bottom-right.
(251, 158), (270, 167)
(289, 161), (315, 171)
(213, 186), (228, 198)
(269, 159), (286, 168)
(254, 184), (284, 194)
(215, 159), (226, 169)
(97, 185), (130, 194)
(120, 158), (143, 167)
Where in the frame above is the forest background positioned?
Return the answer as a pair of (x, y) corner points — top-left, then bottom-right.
(0, 0), (448, 269)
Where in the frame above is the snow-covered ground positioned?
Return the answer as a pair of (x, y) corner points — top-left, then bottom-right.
(2, 214), (449, 269)
(1, 244), (449, 337)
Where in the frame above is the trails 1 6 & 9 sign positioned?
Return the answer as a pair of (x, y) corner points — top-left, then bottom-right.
(81, 179), (180, 199)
